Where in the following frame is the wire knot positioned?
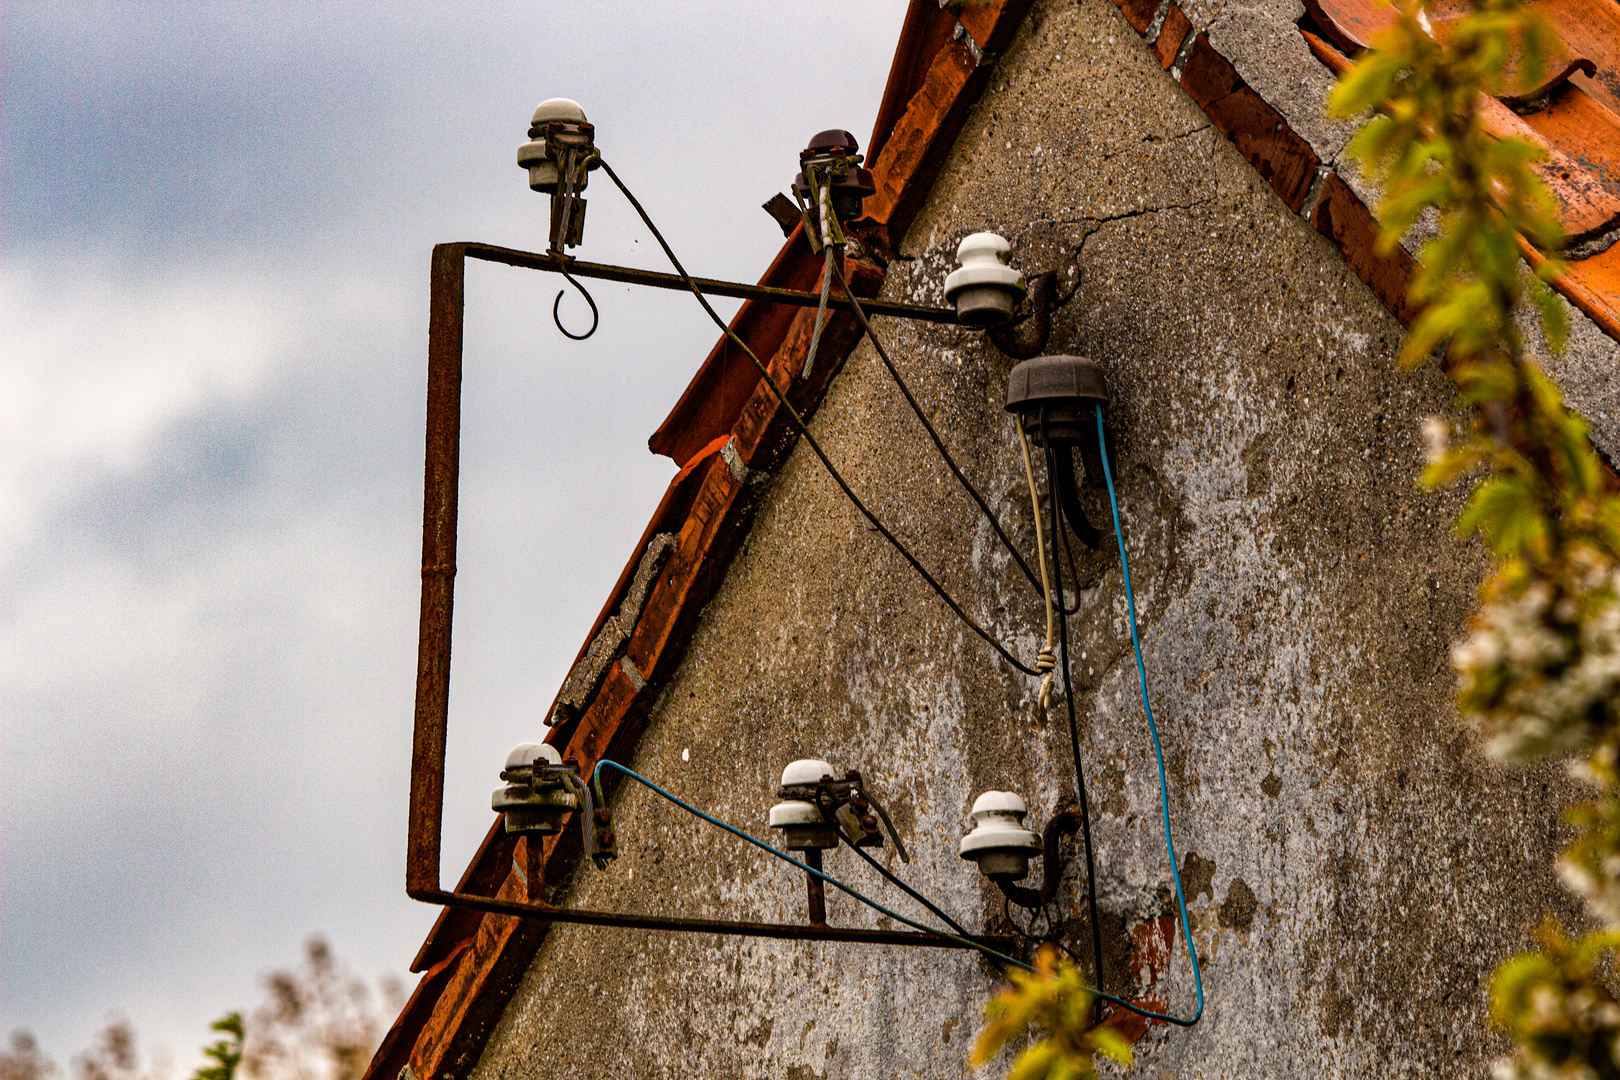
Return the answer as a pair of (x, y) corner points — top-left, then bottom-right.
(1036, 647), (1056, 710)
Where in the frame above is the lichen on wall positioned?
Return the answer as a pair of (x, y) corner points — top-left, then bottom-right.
(468, 0), (1585, 1075)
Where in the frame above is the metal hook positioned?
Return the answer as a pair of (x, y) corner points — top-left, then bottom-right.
(553, 266), (600, 340)
(988, 271), (1058, 359)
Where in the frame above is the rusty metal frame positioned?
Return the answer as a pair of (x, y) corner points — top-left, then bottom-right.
(410, 887), (1010, 949)
(406, 241), (1010, 953)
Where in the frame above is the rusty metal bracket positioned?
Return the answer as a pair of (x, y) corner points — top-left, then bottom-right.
(413, 888), (1016, 951)
(408, 241), (1003, 955)
(987, 271), (1057, 359)
(996, 808), (1081, 911)
(447, 241), (960, 322)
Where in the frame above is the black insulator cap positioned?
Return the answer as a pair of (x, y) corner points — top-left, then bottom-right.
(842, 165), (876, 197)
(801, 129), (860, 160)
(1004, 355), (1109, 414)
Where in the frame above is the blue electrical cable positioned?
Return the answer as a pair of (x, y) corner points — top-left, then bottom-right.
(1093, 402), (1206, 1026)
(590, 759), (1036, 972)
(592, 741), (1201, 1024)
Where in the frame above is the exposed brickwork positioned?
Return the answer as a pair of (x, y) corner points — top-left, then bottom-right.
(868, 5), (961, 163)
(866, 39), (991, 247)
(365, 940), (468, 1080)
(959, 0), (1040, 54)
(1180, 35), (1320, 213)
(410, 821), (515, 972)
(406, 870), (546, 1080)
(1310, 173), (1419, 327)
(1093, 915), (1177, 1043)
(647, 233), (822, 468)
(1112, 0), (1161, 34)
(1153, 4), (1191, 68)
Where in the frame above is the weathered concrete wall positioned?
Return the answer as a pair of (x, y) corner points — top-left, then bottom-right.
(468, 0), (1599, 1074)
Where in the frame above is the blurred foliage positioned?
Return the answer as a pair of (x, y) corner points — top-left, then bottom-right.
(1, 1032), (58, 1080)
(1329, 0), (1620, 763)
(242, 937), (399, 1080)
(190, 1016), (242, 1080)
(1491, 924), (1620, 1079)
(970, 948), (1132, 1080)
(1330, 0), (1620, 1072)
(3, 937), (401, 1080)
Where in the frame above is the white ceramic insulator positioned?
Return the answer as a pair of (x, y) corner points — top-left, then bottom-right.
(958, 790), (1043, 861)
(943, 232), (1026, 303)
(505, 742), (562, 770)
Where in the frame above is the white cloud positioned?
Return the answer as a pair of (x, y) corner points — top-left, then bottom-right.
(0, 260), (295, 551)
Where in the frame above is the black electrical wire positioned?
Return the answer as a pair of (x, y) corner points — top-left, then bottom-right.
(553, 265), (600, 340)
(1057, 499), (1083, 616)
(828, 254), (1044, 596)
(816, 792), (975, 942)
(1002, 894), (1056, 947)
(549, 149), (600, 340)
(1041, 411), (1107, 1001)
(598, 159), (1040, 678)
(597, 165), (1199, 1024)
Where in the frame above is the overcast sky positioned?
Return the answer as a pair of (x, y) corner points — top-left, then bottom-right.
(1, 2), (906, 1068)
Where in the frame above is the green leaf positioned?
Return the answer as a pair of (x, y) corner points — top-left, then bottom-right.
(1457, 475), (1548, 556)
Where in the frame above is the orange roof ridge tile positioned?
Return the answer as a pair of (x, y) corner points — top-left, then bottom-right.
(1292, 4), (1620, 340)
(1478, 94), (1620, 244)
(1526, 238), (1620, 341)
(1535, 0), (1620, 117)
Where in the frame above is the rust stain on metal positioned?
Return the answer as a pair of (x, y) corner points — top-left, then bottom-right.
(409, 242), (467, 900)
(460, 241), (954, 323)
(802, 849), (829, 927)
(413, 888), (1013, 951)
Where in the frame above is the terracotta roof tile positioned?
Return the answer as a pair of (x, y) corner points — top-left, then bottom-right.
(1297, 0), (1620, 341)
(373, 4), (1620, 1074)
(1305, 0), (1614, 108)
(1300, 0), (1390, 52)
(1528, 237), (1620, 340)
(649, 0), (1033, 471)
(868, 5), (960, 163)
(646, 230), (822, 467)
(959, 0), (1042, 56)
(1519, 84), (1620, 208)
(864, 38), (992, 243)
(1536, 0), (1620, 117)
(1113, 0), (1161, 34)
(409, 819), (514, 972)
(1301, 27), (1353, 74)
(1479, 94), (1620, 243)
(1311, 172), (1421, 325)
(1181, 35), (1321, 212)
